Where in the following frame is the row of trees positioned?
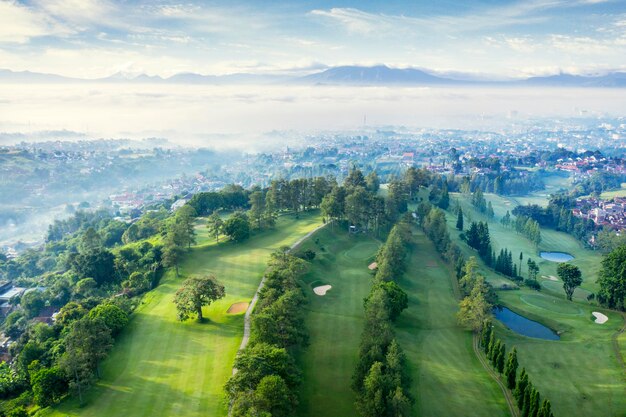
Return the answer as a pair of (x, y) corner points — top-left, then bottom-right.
(320, 168), (409, 234)
(512, 196), (595, 245)
(226, 249), (309, 417)
(512, 216), (542, 247)
(447, 169), (545, 197)
(353, 221), (413, 417)
(480, 324), (555, 417)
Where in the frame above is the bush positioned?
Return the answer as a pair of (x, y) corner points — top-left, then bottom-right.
(524, 279), (541, 291)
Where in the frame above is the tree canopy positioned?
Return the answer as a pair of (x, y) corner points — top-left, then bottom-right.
(174, 275), (226, 321)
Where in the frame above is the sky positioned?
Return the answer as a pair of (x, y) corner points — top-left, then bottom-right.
(0, 0), (625, 79)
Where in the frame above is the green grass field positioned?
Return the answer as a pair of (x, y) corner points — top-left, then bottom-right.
(395, 230), (510, 417)
(43, 212), (322, 417)
(448, 192), (626, 417)
(296, 227), (381, 417)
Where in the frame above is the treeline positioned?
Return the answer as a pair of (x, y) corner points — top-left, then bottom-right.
(480, 324), (555, 417)
(573, 171), (626, 197)
(226, 250), (309, 417)
(0, 211), (173, 413)
(512, 195), (595, 244)
(470, 189), (495, 219)
(352, 221), (413, 417)
(417, 203), (500, 332)
(446, 170), (545, 197)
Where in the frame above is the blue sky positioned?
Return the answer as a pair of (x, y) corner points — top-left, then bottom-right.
(0, 0), (625, 78)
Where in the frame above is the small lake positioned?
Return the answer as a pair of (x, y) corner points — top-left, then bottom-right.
(540, 251), (574, 262)
(493, 307), (560, 340)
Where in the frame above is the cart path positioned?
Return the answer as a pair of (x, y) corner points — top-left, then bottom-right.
(234, 223), (327, 369)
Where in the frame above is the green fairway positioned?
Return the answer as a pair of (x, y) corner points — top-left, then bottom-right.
(451, 191), (602, 295)
(44, 212), (322, 417)
(395, 230), (510, 417)
(296, 227), (381, 417)
(448, 192), (626, 417)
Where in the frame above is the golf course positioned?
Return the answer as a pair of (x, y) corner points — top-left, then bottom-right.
(446, 190), (626, 417)
(43, 212), (322, 417)
(395, 229), (510, 417)
(37, 182), (626, 417)
(295, 227), (381, 417)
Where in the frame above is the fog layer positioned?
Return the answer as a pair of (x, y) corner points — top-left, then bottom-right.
(0, 84), (624, 146)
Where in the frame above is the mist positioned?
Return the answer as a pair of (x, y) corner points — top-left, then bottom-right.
(1, 83), (625, 147)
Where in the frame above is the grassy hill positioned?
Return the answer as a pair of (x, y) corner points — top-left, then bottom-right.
(44, 212), (322, 417)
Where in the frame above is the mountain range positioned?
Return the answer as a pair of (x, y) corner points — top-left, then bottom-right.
(1, 66), (625, 87)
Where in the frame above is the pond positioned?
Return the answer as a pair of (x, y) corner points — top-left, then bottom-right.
(540, 251), (574, 262)
(493, 307), (560, 340)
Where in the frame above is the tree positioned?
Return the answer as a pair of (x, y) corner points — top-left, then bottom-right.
(20, 290), (45, 318)
(162, 227), (185, 277)
(365, 282), (408, 321)
(456, 208), (464, 231)
(557, 263), (582, 301)
(598, 245), (626, 310)
(537, 399), (553, 417)
(59, 317), (113, 405)
(487, 201), (495, 219)
(80, 227), (102, 252)
(226, 343), (301, 398)
(174, 205), (197, 248)
(358, 361), (387, 417)
(345, 167), (366, 189)
(457, 281), (492, 331)
(514, 368), (528, 410)
(504, 348), (518, 389)
(389, 386), (412, 417)
(174, 275), (225, 321)
(495, 343), (506, 374)
(254, 375), (295, 417)
(122, 271), (151, 294)
(68, 249), (116, 286)
(88, 303), (128, 337)
(206, 211), (224, 243)
(365, 171), (380, 193)
(249, 191), (266, 229)
(527, 259), (539, 281)
(321, 186), (345, 225)
(223, 212), (251, 242)
(31, 366), (68, 407)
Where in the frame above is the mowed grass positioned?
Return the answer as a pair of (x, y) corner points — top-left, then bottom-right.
(297, 227), (381, 417)
(44, 212), (322, 417)
(447, 192), (626, 417)
(396, 230), (510, 417)
(452, 191), (601, 295)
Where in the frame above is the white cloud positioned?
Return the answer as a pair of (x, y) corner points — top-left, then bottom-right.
(34, 0), (115, 24)
(0, 0), (71, 43)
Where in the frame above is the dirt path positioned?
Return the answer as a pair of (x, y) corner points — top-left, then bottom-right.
(472, 334), (519, 417)
(234, 223), (327, 366)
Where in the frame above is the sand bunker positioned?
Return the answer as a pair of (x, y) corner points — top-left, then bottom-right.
(542, 275), (559, 281)
(592, 312), (608, 324)
(368, 262), (378, 270)
(313, 285), (332, 296)
(227, 302), (249, 314)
